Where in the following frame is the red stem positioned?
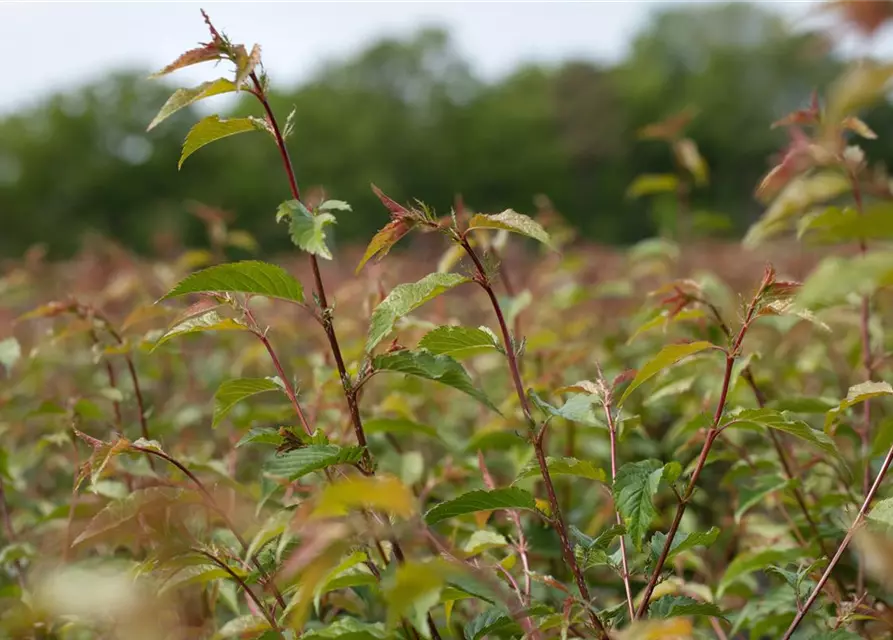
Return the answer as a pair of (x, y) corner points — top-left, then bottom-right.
(459, 236), (609, 639)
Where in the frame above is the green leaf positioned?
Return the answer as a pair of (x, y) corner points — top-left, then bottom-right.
(179, 115), (262, 169)
(618, 341), (714, 406)
(424, 488), (537, 526)
(373, 349), (498, 412)
(367, 273), (469, 351)
(356, 219), (415, 274)
(0, 337), (21, 376)
(418, 326), (499, 358)
(213, 378), (282, 428)
(383, 560), (448, 636)
(467, 210), (552, 248)
(514, 457), (606, 484)
(718, 547), (803, 597)
(552, 393), (607, 428)
(795, 251), (893, 309)
(277, 200), (337, 260)
(214, 614), (271, 639)
(319, 200), (352, 213)
(159, 564), (234, 595)
(746, 171), (852, 246)
(648, 595), (724, 620)
(159, 260), (304, 304)
(264, 445), (364, 481)
(364, 417), (439, 439)
(866, 497), (893, 533)
(735, 474), (792, 523)
(235, 427), (283, 448)
(613, 460), (665, 550)
(300, 618), (388, 640)
(826, 381), (893, 430)
(151, 310), (247, 351)
(313, 476), (415, 519)
(462, 530), (509, 556)
(627, 174), (680, 199)
(464, 608), (516, 640)
(650, 527), (721, 564)
(798, 204), (893, 245)
(722, 408), (839, 458)
(147, 78), (237, 131)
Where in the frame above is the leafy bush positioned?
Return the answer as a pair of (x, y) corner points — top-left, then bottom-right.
(5, 7), (893, 640)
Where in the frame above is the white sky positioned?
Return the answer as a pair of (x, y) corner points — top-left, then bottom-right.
(1, 1), (887, 115)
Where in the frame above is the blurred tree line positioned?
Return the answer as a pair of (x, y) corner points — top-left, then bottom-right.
(2, 2), (888, 259)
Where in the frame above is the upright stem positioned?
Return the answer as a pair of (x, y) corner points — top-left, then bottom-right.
(458, 236), (609, 639)
(782, 441), (893, 640)
(636, 289), (761, 617)
(250, 72), (370, 469)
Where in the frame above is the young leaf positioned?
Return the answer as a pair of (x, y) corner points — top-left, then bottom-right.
(150, 44), (220, 78)
(276, 200), (336, 260)
(151, 310), (247, 351)
(825, 381), (893, 430)
(513, 457), (607, 484)
(213, 378), (282, 428)
(467, 210), (552, 248)
(795, 251), (893, 309)
(356, 219), (415, 274)
(424, 488), (537, 525)
(618, 341), (714, 406)
(234, 43), (262, 89)
(158, 260), (304, 304)
(648, 595), (724, 620)
(264, 445), (364, 481)
(383, 561), (447, 636)
(650, 527), (721, 564)
(626, 174), (680, 199)
(612, 460), (664, 550)
(0, 337), (21, 376)
(147, 78), (236, 131)
(717, 547), (803, 597)
(373, 349), (498, 412)
(179, 115), (262, 169)
(367, 273), (470, 351)
(313, 476), (415, 519)
(722, 408), (839, 457)
(418, 326), (499, 358)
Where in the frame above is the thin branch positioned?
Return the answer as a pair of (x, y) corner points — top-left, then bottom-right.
(458, 235), (609, 639)
(781, 441), (893, 639)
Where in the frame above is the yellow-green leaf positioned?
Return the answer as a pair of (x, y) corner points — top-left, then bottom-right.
(158, 260), (304, 304)
(213, 378), (282, 428)
(312, 476), (415, 519)
(151, 310), (247, 352)
(467, 210), (552, 248)
(826, 381), (893, 431)
(179, 115), (263, 169)
(147, 79), (236, 131)
(618, 341), (715, 406)
(627, 174), (680, 199)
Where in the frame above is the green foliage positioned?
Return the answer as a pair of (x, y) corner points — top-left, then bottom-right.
(148, 78), (237, 131)
(264, 445), (365, 481)
(367, 273), (470, 351)
(613, 460), (674, 550)
(618, 341), (714, 405)
(159, 260), (305, 304)
(417, 326), (499, 358)
(179, 115), (265, 168)
(424, 488), (537, 525)
(213, 377), (282, 427)
(466, 210), (553, 248)
(277, 200), (337, 260)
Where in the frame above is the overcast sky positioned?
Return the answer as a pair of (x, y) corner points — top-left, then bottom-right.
(2, 1), (885, 116)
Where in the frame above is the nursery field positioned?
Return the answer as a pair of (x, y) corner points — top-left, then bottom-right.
(6, 5), (893, 640)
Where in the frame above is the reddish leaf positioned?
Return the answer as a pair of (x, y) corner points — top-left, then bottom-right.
(151, 44), (221, 78)
(371, 184), (408, 216)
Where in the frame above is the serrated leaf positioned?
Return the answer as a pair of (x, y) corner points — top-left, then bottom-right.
(552, 393), (607, 428)
(277, 200), (337, 260)
(364, 417), (439, 439)
(234, 43), (262, 88)
(159, 260), (304, 304)
(235, 427), (283, 448)
(722, 408), (839, 457)
(147, 79), (236, 131)
(826, 381), (893, 430)
(618, 341), (714, 406)
(467, 210), (552, 248)
(648, 595), (724, 620)
(300, 618), (388, 640)
(718, 547), (803, 597)
(373, 349), (498, 412)
(650, 527), (721, 564)
(795, 251), (893, 309)
(418, 326), (499, 358)
(367, 273), (469, 351)
(425, 488), (537, 526)
(313, 476), (415, 519)
(151, 310), (247, 351)
(627, 174), (680, 199)
(356, 219), (415, 274)
(319, 200), (352, 212)
(514, 457), (606, 484)
(213, 378), (282, 428)
(264, 445), (364, 481)
(464, 605), (553, 640)
(613, 460), (663, 550)
(150, 44), (220, 78)
(179, 115), (262, 169)
(0, 337), (21, 376)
